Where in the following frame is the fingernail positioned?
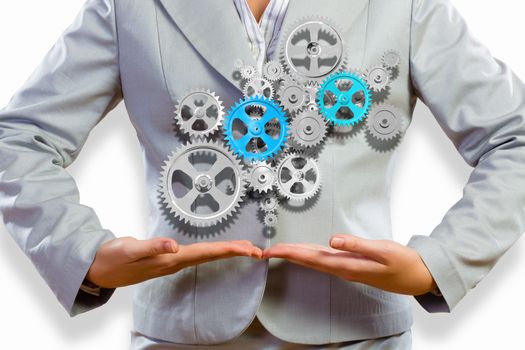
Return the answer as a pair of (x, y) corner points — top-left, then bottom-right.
(331, 237), (344, 248)
(165, 241), (176, 253)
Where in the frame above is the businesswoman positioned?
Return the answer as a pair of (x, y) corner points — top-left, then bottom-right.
(1, 0), (524, 349)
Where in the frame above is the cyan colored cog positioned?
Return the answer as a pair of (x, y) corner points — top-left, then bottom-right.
(223, 95), (289, 162)
(316, 71), (372, 127)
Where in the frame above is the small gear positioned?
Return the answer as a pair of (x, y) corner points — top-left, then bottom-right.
(304, 81), (320, 109)
(243, 77), (274, 99)
(174, 89), (225, 138)
(364, 65), (390, 92)
(240, 65), (258, 80)
(290, 108), (328, 148)
(316, 70), (372, 127)
(259, 193), (279, 212)
(223, 95), (289, 162)
(382, 49), (401, 69)
(279, 16), (346, 83)
(158, 140), (248, 227)
(248, 162), (277, 193)
(262, 60), (284, 81)
(234, 58), (245, 69)
(264, 211), (278, 227)
(275, 152), (321, 201)
(276, 76), (309, 113)
(366, 103), (405, 140)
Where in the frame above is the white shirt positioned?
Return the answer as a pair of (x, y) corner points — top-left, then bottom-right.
(232, 0), (290, 72)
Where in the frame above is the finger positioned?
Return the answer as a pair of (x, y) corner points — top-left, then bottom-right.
(138, 240), (263, 273)
(263, 243), (386, 277)
(263, 243), (367, 260)
(123, 236), (179, 260)
(329, 235), (390, 264)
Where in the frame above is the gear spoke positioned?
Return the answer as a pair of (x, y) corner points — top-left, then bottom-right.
(178, 188), (200, 212)
(209, 187), (232, 206)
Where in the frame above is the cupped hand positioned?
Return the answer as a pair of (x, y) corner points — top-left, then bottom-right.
(262, 234), (437, 296)
(86, 236), (263, 288)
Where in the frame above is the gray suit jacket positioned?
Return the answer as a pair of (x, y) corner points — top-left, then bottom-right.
(1, 0), (524, 345)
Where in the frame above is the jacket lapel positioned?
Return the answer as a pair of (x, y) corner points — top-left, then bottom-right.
(157, 0), (258, 92)
(156, 0), (370, 93)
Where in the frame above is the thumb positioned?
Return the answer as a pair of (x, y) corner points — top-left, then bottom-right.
(329, 234), (388, 264)
(125, 237), (179, 260)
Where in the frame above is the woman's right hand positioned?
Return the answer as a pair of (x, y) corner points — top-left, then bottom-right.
(85, 236), (263, 288)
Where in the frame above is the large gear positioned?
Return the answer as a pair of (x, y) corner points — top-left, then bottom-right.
(262, 60), (284, 81)
(223, 95), (289, 162)
(174, 89), (225, 138)
(364, 65), (390, 92)
(243, 77), (274, 99)
(159, 140), (248, 227)
(276, 75), (309, 113)
(382, 49), (401, 69)
(316, 70), (372, 127)
(279, 16), (346, 83)
(366, 103), (405, 140)
(247, 162), (277, 193)
(275, 152), (321, 201)
(290, 108), (328, 148)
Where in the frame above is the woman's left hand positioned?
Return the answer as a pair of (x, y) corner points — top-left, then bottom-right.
(262, 234), (437, 296)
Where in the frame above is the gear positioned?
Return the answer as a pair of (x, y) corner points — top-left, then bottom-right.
(174, 89), (225, 139)
(276, 75), (309, 113)
(290, 108), (328, 148)
(243, 77), (274, 99)
(159, 140), (247, 227)
(240, 65), (258, 80)
(382, 49), (401, 69)
(234, 58), (245, 69)
(248, 162), (277, 193)
(259, 193), (279, 212)
(263, 211), (278, 227)
(279, 16), (346, 83)
(223, 95), (289, 162)
(262, 60), (284, 81)
(304, 81), (320, 111)
(364, 65), (390, 92)
(316, 70), (372, 127)
(366, 103), (405, 140)
(275, 152), (321, 201)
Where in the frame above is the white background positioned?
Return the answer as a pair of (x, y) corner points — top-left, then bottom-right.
(0, 1), (524, 349)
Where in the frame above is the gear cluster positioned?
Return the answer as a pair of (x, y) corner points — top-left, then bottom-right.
(159, 16), (407, 229)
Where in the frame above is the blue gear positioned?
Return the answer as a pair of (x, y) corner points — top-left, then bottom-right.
(316, 71), (372, 127)
(223, 95), (289, 162)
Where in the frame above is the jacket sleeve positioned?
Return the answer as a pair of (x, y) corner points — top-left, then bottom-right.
(0, 0), (122, 316)
(406, 0), (525, 313)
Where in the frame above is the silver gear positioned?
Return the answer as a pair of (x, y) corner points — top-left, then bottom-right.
(279, 16), (346, 83)
(259, 193), (279, 212)
(248, 162), (277, 193)
(304, 82), (320, 111)
(366, 103), (405, 140)
(364, 65), (390, 92)
(263, 211), (278, 227)
(276, 76), (308, 113)
(290, 109), (328, 148)
(159, 140), (248, 227)
(275, 152), (321, 201)
(240, 65), (258, 80)
(262, 60), (284, 81)
(174, 89), (225, 138)
(234, 58), (245, 69)
(243, 77), (275, 99)
(382, 49), (401, 69)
